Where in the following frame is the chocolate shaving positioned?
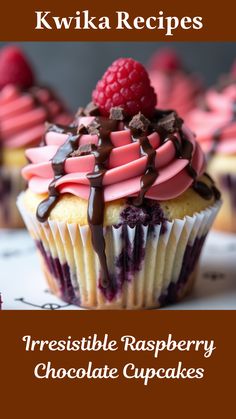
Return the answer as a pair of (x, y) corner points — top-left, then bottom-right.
(87, 119), (101, 135)
(44, 122), (78, 136)
(129, 112), (150, 135)
(109, 107), (125, 121)
(77, 124), (88, 135)
(70, 143), (95, 157)
(157, 111), (183, 135)
(84, 102), (100, 116)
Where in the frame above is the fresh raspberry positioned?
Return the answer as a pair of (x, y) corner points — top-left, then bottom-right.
(149, 49), (181, 72)
(0, 46), (35, 90)
(92, 58), (157, 117)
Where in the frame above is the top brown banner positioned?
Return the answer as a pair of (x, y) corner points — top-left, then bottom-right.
(0, 0), (235, 41)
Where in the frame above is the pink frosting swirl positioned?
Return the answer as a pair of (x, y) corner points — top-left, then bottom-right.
(22, 115), (205, 202)
(0, 84), (72, 149)
(187, 83), (236, 155)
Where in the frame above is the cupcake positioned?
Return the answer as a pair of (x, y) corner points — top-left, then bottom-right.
(148, 48), (203, 118)
(18, 58), (220, 310)
(0, 45), (72, 228)
(187, 63), (236, 233)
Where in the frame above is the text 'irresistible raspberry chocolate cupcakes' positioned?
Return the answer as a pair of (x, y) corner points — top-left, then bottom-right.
(187, 62), (236, 233)
(18, 58), (221, 309)
(0, 45), (72, 228)
(148, 48), (204, 118)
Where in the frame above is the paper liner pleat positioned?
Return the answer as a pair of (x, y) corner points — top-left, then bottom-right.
(17, 194), (221, 309)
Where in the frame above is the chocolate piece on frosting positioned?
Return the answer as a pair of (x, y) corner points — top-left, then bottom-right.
(44, 122), (77, 135)
(157, 111), (183, 135)
(71, 143), (95, 157)
(109, 107), (125, 121)
(87, 119), (101, 135)
(84, 101), (100, 116)
(129, 112), (151, 135)
(71, 125), (94, 156)
(77, 124), (88, 135)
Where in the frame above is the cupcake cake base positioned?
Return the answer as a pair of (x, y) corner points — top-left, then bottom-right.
(17, 192), (220, 310)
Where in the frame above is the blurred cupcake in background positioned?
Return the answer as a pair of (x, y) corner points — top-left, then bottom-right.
(148, 48), (204, 118)
(187, 61), (236, 233)
(18, 58), (221, 310)
(0, 45), (72, 228)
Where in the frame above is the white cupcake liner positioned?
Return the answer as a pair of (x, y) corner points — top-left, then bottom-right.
(17, 193), (221, 309)
(0, 166), (26, 228)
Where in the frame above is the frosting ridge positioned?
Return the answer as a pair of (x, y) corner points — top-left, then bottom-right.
(187, 81), (236, 155)
(0, 84), (71, 149)
(22, 112), (205, 202)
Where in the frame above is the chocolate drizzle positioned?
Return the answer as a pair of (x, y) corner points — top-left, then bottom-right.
(133, 136), (158, 206)
(87, 118), (118, 288)
(154, 113), (216, 201)
(129, 113), (158, 206)
(169, 132), (197, 177)
(36, 125), (85, 222)
(35, 107), (220, 292)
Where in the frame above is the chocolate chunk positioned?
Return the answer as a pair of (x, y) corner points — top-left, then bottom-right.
(84, 102), (100, 116)
(77, 124), (88, 135)
(129, 112), (151, 135)
(44, 121), (65, 134)
(70, 143), (95, 157)
(44, 122), (78, 136)
(157, 111), (183, 134)
(87, 119), (101, 135)
(109, 107), (125, 121)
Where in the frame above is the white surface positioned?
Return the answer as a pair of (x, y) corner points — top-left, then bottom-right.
(0, 229), (235, 310)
